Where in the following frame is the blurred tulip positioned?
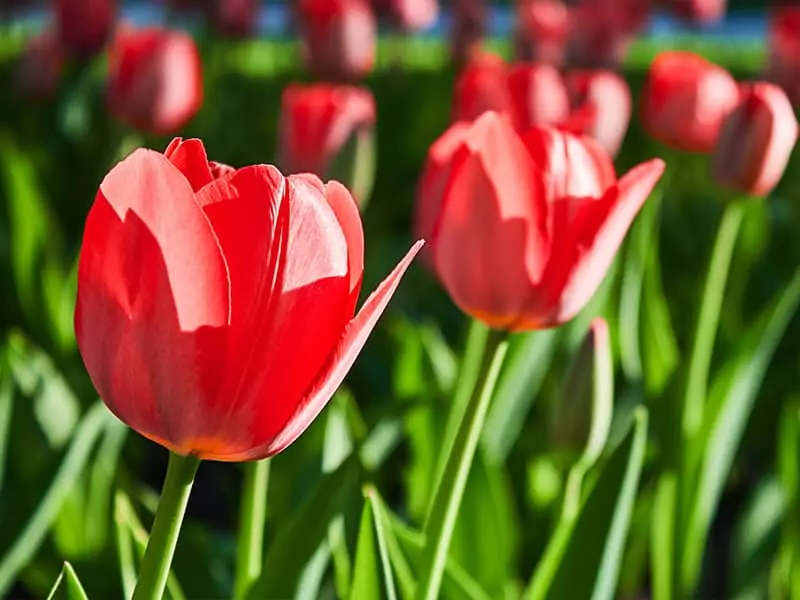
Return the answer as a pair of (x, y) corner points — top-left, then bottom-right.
(453, 53), (570, 130)
(566, 0), (650, 69)
(53, 0), (117, 59)
(106, 27), (204, 135)
(14, 27), (63, 99)
(75, 137), (421, 461)
(640, 51), (739, 153)
(450, 0), (486, 66)
(278, 84), (377, 207)
(208, 0), (257, 38)
(712, 82), (798, 197)
(416, 112), (664, 330)
(660, 0), (726, 24)
(564, 70), (632, 156)
(371, 0), (438, 32)
(514, 0), (569, 66)
(766, 8), (800, 106)
(297, 0), (376, 82)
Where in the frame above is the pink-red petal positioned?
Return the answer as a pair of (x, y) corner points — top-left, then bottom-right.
(164, 137), (215, 192)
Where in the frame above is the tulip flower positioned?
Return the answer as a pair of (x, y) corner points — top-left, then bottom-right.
(564, 70), (631, 156)
(278, 84), (377, 207)
(53, 0), (117, 59)
(75, 138), (421, 461)
(566, 0), (649, 69)
(514, 0), (569, 66)
(106, 26), (204, 135)
(712, 82), (798, 197)
(640, 51), (740, 153)
(371, 0), (438, 32)
(766, 8), (800, 106)
(453, 53), (570, 130)
(297, 0), (376, 82)
(416, 112), (664, 329)
(660, 0), (726, 24)
(208, 0), (257, 38)
(450, 0), (486, 66)
(15, 27), (63, 100)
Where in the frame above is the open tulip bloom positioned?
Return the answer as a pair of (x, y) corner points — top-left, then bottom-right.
(416, 111), (665, 330)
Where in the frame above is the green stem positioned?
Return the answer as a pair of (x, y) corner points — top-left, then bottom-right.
(234, 459), (271, 600)
(682, 199), (747, 442)
(416, 328), (509, 600)
(131, 452), (200, 600)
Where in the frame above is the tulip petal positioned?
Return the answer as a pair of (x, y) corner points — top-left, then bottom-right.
(324, 180), (365, 305)
(251, 239), (424, 459)
(75, 148), (229, 447)
(164, 137), (215, 192)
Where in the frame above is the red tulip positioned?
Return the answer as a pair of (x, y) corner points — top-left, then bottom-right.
(106, 27), (204, 135)
(660, 0), (726, 24)
(766, 8), (800, 106)
(450, 0), (486, 66)
(297, 0), (376, 82)
(208, 0), (257, 38)
(640, 51), (739, 153)
(416, 112), (664, 330)
(53, 0), (117, 59)
(453, 53), (570, 130)
(566, 0), (650, 69)
(712, 82), (798, 197)
(514, 0), (569, 66)
(371, 0), (438, 32)
(564, 70), (631, 156)
(75, 138), (421, 461)
(15, 27), (63, 99)
(278, 84), (377, 206)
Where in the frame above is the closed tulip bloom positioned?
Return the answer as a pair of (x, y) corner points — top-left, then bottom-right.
(641, 51), (740, 153)
(298, 0), (376, 82)
(766, 8), (800, 106)
(75, 138), (421, 461)
(566, 0), (649, 69)
(661, 0), (726, 24)
(15, 27), (63, 100)
(712, 82), (798, 197)
(372, 0), (438, 32)
(278, 84), (376, 205)
(564, 70), (631, 156)
(453, 52), (516, 124)
(106, 27), (203, 135)
(419, 112), (664, 330)
(53, 0), (116, 59)
(208, 0), (257, 38)
(514, 0), (569, 65)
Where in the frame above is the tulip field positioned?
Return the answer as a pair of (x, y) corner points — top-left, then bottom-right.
(0, 1), (800, 600)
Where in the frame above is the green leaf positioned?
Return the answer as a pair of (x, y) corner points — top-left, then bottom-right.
(246, 455), (363, 600)
(45, 562), (88, 600)
(0, 402), (111, 597)
(526, 409), (649, 600)
(682, 269), (800, 590)
(367, 489), (417, 600)
(0, 350), (14, 492)
(482, 329), (560, 463)
(350, 490), (396, 600)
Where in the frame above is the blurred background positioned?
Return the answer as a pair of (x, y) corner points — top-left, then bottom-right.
(1, 1), (799, 599)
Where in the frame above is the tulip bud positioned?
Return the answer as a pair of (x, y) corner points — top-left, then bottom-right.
(54, 0), (117, 59)
(278, 84), (377, 208)
(640, 51), (740, 153)
(208, 0), (257, 38)
(514, 0), (569, 66)
(712, 82), (798, 197)
(765, 8), (800, 107)
(106, 27), (204, 135)
(507, 62), (570, 129)
(564, 70), (631, 157)
(371, 0), (438, 33)
(15, 28), (63, 100)
(297, 0), (376, 82)
(453, 52), (515, 124)
(551, 318), (613, 464)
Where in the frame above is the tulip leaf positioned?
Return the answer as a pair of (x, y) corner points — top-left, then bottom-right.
(526, 408), (648, 600)
(0, 402), (111, 597)
(246, 454), (363, 600)
(481, 328), (560, 463)
(113, 491), (187, 600)
(368, 490), (417, 600)
(0, 350), (13, 493)
(682, 268), (800, 590)
(350, 487), (399, 600)
(45, 562), (88, 600)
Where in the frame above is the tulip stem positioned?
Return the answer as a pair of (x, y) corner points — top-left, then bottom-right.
(416, 327), (509, 600)
(132, 452), (200, 600)
(234, 459), (271, 600)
